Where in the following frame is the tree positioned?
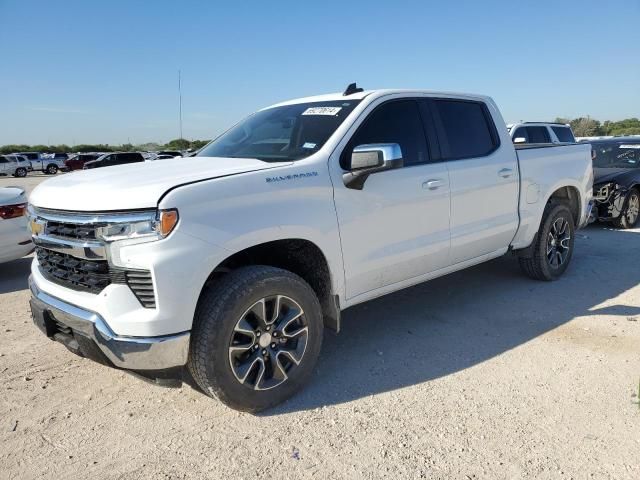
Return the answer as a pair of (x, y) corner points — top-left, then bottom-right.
(569, 117), (603, 137)
(190, 139), (209, 150)
(164, 138), (191, 150)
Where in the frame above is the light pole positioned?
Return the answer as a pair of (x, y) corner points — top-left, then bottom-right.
(178, 70), (183, 141)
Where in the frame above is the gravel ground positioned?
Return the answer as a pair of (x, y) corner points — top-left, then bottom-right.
(1, 175), (639, 479)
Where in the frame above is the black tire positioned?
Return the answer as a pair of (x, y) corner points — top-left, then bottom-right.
(613, 188), (639, 229)
(14, 168), (27, 177)
(519, 202), (575, 281)
(45, 164), (58, 174)
(188, 266), (323, 412)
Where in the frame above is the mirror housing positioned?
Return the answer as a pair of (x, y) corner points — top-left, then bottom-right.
(343, 143), (403, 190)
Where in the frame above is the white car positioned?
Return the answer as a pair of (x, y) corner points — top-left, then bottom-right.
(0, 187), (32, 264)
(0, 155), (30, 178)
(507, 122), (576, 144)
(27, 86), (593, 411)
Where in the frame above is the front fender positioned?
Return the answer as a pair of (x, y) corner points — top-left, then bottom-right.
(158, 162), (345, 301)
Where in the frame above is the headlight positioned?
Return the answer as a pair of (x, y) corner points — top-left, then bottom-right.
(96, 209), (179, 242)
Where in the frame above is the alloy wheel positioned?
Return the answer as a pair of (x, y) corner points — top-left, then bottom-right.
(228, 295), (309, 391)
(546, 217), (571, 268)
(626, 193), (639, 225)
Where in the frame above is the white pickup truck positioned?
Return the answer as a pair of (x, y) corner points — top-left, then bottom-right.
(14, 152), (65, 174)
(27, 87), (593, 411)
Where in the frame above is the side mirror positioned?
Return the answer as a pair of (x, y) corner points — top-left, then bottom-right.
(513, 137), (527, 144)
(343, 143), (403, 190)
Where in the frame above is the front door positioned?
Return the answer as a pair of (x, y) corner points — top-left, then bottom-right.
(331, 98), (451, 300)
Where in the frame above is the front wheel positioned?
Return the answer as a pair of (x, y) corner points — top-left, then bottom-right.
(45, 164), (58, 174)
(519, 202), (575, 281)
(613, 189), (639, 229)
(14, 167), (27, 177)
(188, 266), (323, 412)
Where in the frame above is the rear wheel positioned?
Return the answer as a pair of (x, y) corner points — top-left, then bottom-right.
(45, 164), (58, 174)
(613, 189), (639, 229)
(14, 167), (27, 177)
(188, 266), (323, 412)
(519, 202), (575, 281)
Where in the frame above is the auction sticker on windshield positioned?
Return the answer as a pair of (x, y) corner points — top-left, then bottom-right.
(302, 106), (342, 116)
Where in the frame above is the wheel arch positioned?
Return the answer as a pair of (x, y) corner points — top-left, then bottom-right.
(199, 238), (341, 332)
(546, 185), (581, 226)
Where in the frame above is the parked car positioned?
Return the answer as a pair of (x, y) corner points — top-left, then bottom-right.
(14, 152), (64, 174)
(0, 155), (30, 177)
(0, 186), (32, 264)
(508, 122), (576, 144)
(156, 150), (183, 158)
(591, 137), (640, 228)
(64, 153), (102, 171)
(27, 86), (593, 411)
(83, 152), (145, 169)
(13, 152), (40, 171)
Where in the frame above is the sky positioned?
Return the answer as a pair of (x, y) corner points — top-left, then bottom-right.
(0, 0), (638, 146)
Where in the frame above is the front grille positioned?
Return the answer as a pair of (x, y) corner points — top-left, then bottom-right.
(36, 247), (113, 292)
(45, 220), (97, 240)
(36, 247), (155, 308)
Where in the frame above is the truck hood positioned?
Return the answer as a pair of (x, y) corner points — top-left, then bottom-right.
(593, 167), (640, 187)
(29, 156), (289, 211)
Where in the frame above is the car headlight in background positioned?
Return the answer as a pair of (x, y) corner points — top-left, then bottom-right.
(96, 209), (179, 242)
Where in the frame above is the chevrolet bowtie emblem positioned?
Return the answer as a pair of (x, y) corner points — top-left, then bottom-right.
(29, 218), (45, 236)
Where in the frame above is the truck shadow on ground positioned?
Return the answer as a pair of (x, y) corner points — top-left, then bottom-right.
(265, 225), (640, 415)
(0, 257), (32, 295)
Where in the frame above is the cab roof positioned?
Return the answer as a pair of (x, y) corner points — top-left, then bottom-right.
(264, 89), (494, 110)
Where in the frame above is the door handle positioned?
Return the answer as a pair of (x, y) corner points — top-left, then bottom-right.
(423, 179), (445, 190)
(498, 168), (514, 178)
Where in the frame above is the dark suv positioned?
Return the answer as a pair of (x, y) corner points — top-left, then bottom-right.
(84, 152), (145, 169)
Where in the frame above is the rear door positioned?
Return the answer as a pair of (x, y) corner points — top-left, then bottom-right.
(429, 98), (519, 265)
(25, 153), (42, 170)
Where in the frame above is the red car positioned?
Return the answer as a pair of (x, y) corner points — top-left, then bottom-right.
(64, 153), (102, 171)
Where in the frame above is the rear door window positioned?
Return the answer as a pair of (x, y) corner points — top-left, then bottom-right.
(432, 100), (498, 159)
(551, 126), (575, 143)
(525, 127), (551, 143)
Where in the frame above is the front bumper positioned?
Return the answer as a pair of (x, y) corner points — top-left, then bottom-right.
(29, 276), (190, 371)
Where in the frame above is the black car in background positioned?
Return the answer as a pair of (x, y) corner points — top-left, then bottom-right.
(590, 137), (640, 228)
(83, 152), (145, 169)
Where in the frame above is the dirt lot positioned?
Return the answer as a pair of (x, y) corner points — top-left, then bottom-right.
(1, 174), (639, 479)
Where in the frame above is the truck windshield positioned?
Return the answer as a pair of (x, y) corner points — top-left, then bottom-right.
(592, 142), (640, 169)
(197, 100), (361, 162)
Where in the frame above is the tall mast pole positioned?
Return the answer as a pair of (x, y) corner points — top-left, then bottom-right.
(178, 69), (183, 140)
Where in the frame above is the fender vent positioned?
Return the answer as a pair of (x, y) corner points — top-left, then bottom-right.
(125, 271), (156, 308)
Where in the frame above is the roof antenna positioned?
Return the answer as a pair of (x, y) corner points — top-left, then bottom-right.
(343, 82), (364, 96)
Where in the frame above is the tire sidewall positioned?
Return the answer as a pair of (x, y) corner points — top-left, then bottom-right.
(620, 189), (639, 229)
(192, 268), (323, 411)
(536, 204), (575, 279)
